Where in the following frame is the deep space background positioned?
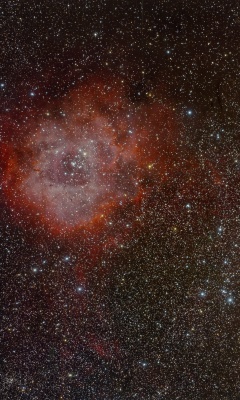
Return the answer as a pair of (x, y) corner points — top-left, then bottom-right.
(1, 0), (240, 399)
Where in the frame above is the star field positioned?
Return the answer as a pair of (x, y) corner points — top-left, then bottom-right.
(1, 0), (240, 399)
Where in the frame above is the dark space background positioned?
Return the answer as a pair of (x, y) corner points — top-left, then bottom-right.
(1, 1), (240, 399)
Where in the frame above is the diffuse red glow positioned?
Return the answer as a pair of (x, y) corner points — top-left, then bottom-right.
(2, 75), (178, 239)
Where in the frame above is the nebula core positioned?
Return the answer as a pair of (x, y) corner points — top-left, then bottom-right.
(3, 75), (178, 237)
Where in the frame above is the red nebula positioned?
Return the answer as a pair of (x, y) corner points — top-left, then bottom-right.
(1, 74), (180, 362)
(2, 75), (179, 240)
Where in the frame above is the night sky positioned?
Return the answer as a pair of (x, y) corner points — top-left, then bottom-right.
(1, 1), (240, 399)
